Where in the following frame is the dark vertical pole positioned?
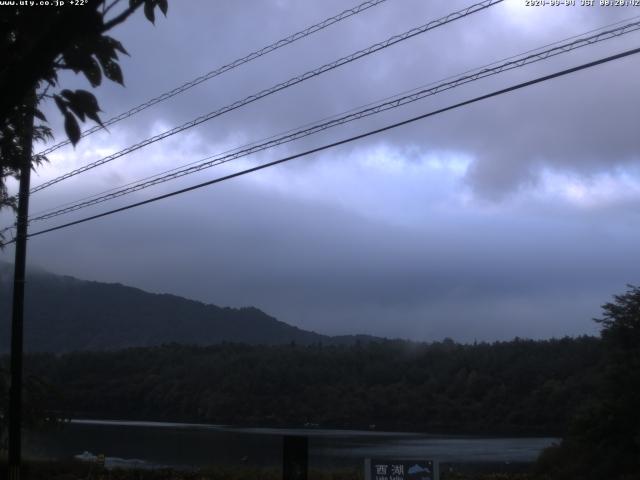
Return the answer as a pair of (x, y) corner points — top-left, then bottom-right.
(283, 435), (308, 480)
(7, 95), (34, 480)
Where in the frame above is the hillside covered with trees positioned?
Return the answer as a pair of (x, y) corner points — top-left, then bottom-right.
(0, 262), (375, 352)
(535, 286), (640, 479)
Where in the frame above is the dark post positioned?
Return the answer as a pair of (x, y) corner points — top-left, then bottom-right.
(7, 95), (34, 480)
(282, 435), (308, 480)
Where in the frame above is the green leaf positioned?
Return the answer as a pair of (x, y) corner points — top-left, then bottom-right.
(73, 90), (103, 126)
(32, 153), (49, 166)
(61, 90), (85, 122)
(33, 125), (53, 143)
(95, 53), (115, 80)
(102, 59), (124, 85)
(103, 36), (129, 56)
(60, 89), (74, 101)
(144, 0), (155, 24)
(94, 36), (119, 65)
(33, 108), (47, 122)
(66, 101), (86, 122)
(60, 89), (103, 126)
(85, 110), (103, 126)
(82, 57), (102, 87)
(157, 0), (168, 16)
(53, 94), (67, 114)
(64, 111), (81, 146)
(73, 90), (100, 114)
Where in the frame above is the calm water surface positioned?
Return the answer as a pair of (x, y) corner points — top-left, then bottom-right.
(24, 419), (559, 470)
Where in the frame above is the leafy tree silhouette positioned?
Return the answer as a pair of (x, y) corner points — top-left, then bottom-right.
(538, 285), (640, 479)
(0, 0), (168, 235)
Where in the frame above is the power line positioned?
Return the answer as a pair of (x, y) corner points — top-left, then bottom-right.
(25, 11), (640, 220)
(26, 13), (640, 221)
(30, 0), (503, 194)
(2, 14), (637, 237)
(35, 0), (391, 157)
(3, 45), (637, 247)
(25, 19), (640, 224)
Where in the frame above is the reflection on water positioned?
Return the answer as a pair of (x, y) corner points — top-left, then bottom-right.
(24, 419), (559, 470)
(318, 436), (558, 462)
(75, 451), (162, 470)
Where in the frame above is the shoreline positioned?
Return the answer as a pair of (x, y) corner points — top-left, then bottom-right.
(68, 417), (562, 439)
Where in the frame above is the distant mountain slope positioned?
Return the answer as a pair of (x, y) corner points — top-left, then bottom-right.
(0, 262), (378, 352)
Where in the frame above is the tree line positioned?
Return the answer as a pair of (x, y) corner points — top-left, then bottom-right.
(16, 336), (603, 435)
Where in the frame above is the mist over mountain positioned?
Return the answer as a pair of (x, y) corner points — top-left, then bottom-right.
(0, 262), (378, 353)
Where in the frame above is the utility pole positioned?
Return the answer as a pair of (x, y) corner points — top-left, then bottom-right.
(283, 436), (308, 480)
(7, 93), (35, 480)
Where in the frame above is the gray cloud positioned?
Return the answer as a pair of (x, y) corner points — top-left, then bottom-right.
(5, 165), (639, 341)
(37, 0), (640, 194)
(5, 0), (640, 342)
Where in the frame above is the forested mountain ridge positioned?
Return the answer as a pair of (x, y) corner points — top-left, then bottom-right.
(0, 262), (377, 352)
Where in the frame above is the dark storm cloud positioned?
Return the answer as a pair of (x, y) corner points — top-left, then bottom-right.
(5, 161), (639, 341)
(8, 0), (640, 341)
(36, 0), (640, 195)
(78, 0), (639, 197)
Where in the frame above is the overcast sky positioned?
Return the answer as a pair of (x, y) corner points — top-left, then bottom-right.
(2, 0), (640, 341)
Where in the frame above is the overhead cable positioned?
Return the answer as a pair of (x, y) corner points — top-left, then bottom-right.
(26, 19), (640, 224)
(29, 13), (640, 220)
(36, 0), (391, 156)
(2, 45), (636, 246)
(30, 0), (504, 193)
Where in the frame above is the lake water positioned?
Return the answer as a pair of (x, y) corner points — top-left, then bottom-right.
(24, 419), (559, 471)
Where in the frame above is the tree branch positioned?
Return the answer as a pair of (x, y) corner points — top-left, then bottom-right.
(101, 2), (142, 32)
(103, 0), (122, 16)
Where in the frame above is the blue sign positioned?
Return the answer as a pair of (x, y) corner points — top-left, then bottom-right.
(366, 459), (437, 480)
